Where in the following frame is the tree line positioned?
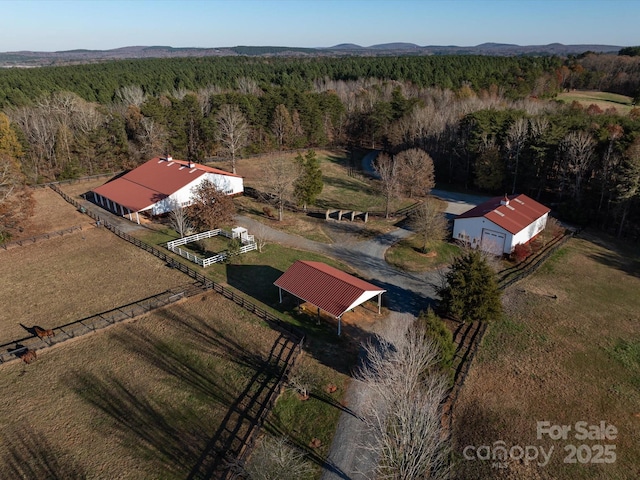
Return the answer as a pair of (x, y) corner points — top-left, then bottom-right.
(1, 53), (640, 241)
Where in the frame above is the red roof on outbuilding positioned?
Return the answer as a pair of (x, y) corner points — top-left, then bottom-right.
(457, 194), (550, 234)
(92, 157), (240, 212)
(274, 261), (385, 318)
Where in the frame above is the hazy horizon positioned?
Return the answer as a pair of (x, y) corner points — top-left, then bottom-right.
(1, 0), (636, 53)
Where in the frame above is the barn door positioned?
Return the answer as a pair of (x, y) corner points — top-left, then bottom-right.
(481, 229), (506, 255)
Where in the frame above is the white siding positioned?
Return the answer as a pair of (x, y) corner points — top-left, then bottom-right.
(453, 212), (549, 254)
(149, 173), (244, 216)
(453, 217), (512, 253)
(509, 213), (548, 250)
(205, 172), (243, 195)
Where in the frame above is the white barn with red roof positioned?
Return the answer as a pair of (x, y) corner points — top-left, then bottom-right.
(91, 156), (243, 223)
(453, 194), (550, 255)
(274, 260), (386, 335)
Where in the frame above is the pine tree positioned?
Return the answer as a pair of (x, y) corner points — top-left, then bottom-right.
(293, 150), (323, 210)
(437, 250), (502, 323)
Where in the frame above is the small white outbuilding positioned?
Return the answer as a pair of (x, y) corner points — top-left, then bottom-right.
(452, 194), (550, 255)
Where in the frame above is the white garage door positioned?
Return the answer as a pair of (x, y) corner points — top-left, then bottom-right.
(481, 229), (506, 255)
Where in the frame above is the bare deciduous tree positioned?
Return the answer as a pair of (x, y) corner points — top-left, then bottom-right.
(598, 123), (623, 212)
(215, 104), (249, 174)
(252, 222), (271, 253)
(410, 198), (448, 253)
(115, 85), (147, 107)
(357, 321), (449, 480)
(168, 197), (192, 238)
(243, 436), (314, 480)
(396, 148), (435, 198)
(560, 130), (595, 205)
(505, 118), (528, 194)
(374, 153), (400, 219)
(271, 104), (293, 150)
(263, 156), (299, 221)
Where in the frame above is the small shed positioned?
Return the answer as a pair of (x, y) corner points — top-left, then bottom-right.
(232, 226), (249, 241)
(274, 260), (385, 335)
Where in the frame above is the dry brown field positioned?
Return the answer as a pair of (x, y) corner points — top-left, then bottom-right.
(14, 186), (91, 240)
(0, 225), (190, 346)
(0, 179), (351, 479)
(453, 236), (640, 479)
(0, 295), (284, 479)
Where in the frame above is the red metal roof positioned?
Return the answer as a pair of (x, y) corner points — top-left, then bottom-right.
(457, 194), (550, 235)
(274, 261), (385, 318)
(92, 157), (240, 212)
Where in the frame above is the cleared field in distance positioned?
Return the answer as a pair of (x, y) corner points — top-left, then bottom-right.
(453, 234), (640, 479)
(556, 90), (635, 115)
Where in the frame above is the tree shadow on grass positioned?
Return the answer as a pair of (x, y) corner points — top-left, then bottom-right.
(586, 250), (640, 279)
(66, 370), (211, 477)
(226, 264), (284, 305)
(62, 306), (275, 477)
(1, 423), (87, 480)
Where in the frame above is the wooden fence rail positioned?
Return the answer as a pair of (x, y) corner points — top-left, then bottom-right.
(49, 183), (304, 340)
(0, 225), (83, 251)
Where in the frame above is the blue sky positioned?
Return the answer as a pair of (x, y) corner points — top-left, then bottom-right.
(0, 0), (636, 52)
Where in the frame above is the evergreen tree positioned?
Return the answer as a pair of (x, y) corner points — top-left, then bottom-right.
(293, 150), (323, 210)
(417, 307), (455, 373)
(437, 250), (502, 323)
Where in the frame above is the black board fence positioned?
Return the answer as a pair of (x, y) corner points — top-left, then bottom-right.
(0, 225), (84, 250)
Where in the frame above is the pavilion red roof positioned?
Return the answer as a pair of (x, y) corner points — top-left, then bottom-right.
(274, 261), (385, 318)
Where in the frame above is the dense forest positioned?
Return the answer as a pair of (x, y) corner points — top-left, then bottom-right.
(1, 52), (639, 242)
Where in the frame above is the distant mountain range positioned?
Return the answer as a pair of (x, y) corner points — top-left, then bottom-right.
(0, 42), (624, 67)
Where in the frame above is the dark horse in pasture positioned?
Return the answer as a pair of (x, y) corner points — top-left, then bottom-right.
(20, 324), (55, 339)
(34, 326), (55, 338)
(10, 344), (37, 364)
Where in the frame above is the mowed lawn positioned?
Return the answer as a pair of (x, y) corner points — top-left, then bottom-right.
(453, 234), (640, 479)
(556, 90), (635, 115)
(0, 295), (290, 479)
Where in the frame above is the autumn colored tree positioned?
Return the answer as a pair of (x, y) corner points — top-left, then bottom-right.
(189, 179), (235, 231)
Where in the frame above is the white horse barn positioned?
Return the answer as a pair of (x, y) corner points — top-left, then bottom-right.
(452, 194), (550, 255)
(91, 156), (243, 224)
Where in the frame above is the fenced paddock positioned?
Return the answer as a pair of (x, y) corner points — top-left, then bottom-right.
(0, 295), (296, 479)
(0, 225), (84, 250)
(166, 229), (257, 267)
(0, 224), (190, 347)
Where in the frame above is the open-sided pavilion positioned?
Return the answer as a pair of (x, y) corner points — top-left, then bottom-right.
(274, 260), (385, 335)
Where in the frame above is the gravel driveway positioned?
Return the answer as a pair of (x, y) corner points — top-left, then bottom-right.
(234, 213), (441, 479)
